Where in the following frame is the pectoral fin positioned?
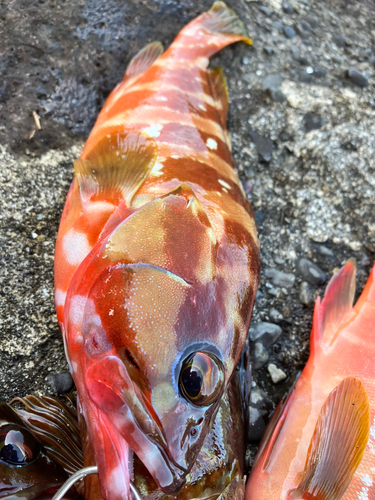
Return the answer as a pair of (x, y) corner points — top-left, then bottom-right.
(289, 377), (370, 500)
(74, 130), (157, 205)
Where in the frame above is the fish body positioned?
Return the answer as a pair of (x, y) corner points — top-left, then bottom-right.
(54, 3), (259, 499)
(246, 261), (375, 500)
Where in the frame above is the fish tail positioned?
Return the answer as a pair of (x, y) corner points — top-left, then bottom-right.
(168, 1), (252, 61)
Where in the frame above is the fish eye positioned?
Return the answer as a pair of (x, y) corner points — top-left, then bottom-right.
(179, 351), (224, 406)
(0, 426), (40, 465)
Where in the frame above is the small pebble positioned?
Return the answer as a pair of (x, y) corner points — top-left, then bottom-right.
(347, 68), (368, 88)
(248, 388), (274, 442)
(269, 308), (283, 323)
(46, 371), (74, 394)
(284, 26), (296, 39)
(259, 5), (271, 16)
(262, 74), (282, 91)
(250, 342), (269, 369)
(268, 363), (287, 384)
(249, 322), (282, 348)
(31, 232), (38, 239)
(316, 245), (335, 257)
(270, 89), (286, 102)
(282, 1), (294, 14)
(299, 281), (315, 307)
(265, 268), (296, 288)
(300, 19), (312, 32)
(334, 35), (346, 48)
(304, 112), (324, 132)
(264, 46), (275, 56)
(274, 21), (283, 31)
(249, 127), (274, 163)
(296, 258), (327, 286)
(254, 210), (264, 226)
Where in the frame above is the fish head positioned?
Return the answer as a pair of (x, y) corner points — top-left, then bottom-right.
(0, 402), (68, 499)
(65, 186), (257, 497)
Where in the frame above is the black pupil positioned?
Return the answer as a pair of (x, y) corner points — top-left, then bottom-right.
(182, 366), (203, 398)
(0, 429), (35, 465)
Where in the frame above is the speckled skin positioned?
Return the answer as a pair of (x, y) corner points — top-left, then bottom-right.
(54, 3), (259, 500)
(245, 262), (375, 500)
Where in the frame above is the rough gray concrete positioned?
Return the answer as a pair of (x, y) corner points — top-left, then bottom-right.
(1, 0), (375, 463)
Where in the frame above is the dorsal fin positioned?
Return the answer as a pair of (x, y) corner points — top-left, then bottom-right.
(208, 67), (229, 130)
(123, 41), (164, 81)
(312, 260), (356, 350)
(74, 130), (157, 206)
(290, 377), (370, 500)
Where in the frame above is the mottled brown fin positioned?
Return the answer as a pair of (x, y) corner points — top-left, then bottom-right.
(314, 260), (356, 349)
(290, 377), (370, 500)
(208, 67), (229, 130)
(74, 130), (157, 205)
(200, 1), (252, 44)
(124, 41), (164, 80)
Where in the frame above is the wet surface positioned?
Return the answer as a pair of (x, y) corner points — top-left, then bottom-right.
(1, 0), (375, 471)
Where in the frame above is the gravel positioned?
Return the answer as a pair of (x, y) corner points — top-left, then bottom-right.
(1, 0), (375, 471)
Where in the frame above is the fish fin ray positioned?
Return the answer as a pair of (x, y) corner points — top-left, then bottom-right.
(198, 1), (252, 44)
(208, 67), (229, 129)
(313, 260), (356, 349)
(74, 130), (157, 205)
(290, 377), (370, 500)
(123, 41), (164, 81)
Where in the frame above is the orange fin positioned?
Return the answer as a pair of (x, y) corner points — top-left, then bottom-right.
(74, 130), (157, 206)
(290, 377), (370, 500)
(208, 67), (229, 129)
(312, 260), (356, 351)
(123, 41), (164, 81)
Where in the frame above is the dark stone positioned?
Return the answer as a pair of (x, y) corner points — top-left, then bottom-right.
(46, 371), (74, 395)
(316, 245), (335, 257)
(282, 1), (294, 14)
(249, 322), (282, 348)
(299, 281), (315, 307)
(284, 26), (296, 39)
(262, 74), (282, 91)
(304, 112), (324, 132)
(270, 89), (286, 102)
(347, 68), (369, 87)
(296, 258), (327, 286)
(274, 21), (284, 31)
(249, 342), (269, 369)
(248, 388), (274, 443)
(265, 268), (296, 288)
(248, 127), (274, 163)
(300, 20), (312, 32)
(264, 46), (275, 56)
(313, 66), (326, 78)
(295, 23), (310, 39)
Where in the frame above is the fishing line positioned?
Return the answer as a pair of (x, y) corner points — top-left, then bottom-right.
(51, 465), (142, 500)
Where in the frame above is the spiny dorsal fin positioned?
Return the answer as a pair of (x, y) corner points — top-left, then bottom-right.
(124, 41), (164, 81)
(199, 1), (252, 44)
(208, 67), (229, 130)
(290, 377), (370, 500)
(317, 260), (356, 347)
(74, 130), (157, 206)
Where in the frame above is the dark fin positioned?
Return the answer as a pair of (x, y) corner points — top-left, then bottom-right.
(123, 41), (164, 81)
(208, 67), (229, 129)
(200, 1), (252, 45)
(312, 260), (356, 350)
(238, 337), (252, 440)
(290, 377), (370, 500)
(74, 130), (157, 205)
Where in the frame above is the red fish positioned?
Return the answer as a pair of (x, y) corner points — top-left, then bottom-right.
(54, 2), (259, 499)
(245, 260), (374, 500)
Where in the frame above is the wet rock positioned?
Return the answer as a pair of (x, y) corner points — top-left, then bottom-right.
(296, 258), (327, 286)
(46, 372), (74, 395)
(248, 127), (274, 163)
(248, 387), (274, 442)
(313, 66), (326, 79)
(346, 68), (369, 88)
(254, 210), (264, 226)
(304, 112), (324, 132)
(265, 268), (296, 288)
(274, 21), (284, 31)
(250, 342), (269, 369)
(264, 46), (275, 56)
(299, 281), (315, 307)
(268, 363), (287, 384)
(300, 20), (312, 32)
(269, 308), (283, 323)
(270, 89), (286, 102)
(249, 322), (282, 348)
(316, 245), (335, 258)
(259, 6), (271, 16)
(334, 35), (347, 48)
(284, 26), (296, 39)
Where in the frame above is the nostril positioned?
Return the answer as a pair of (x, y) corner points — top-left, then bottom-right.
(190, 426), (198, 437)
(197, 417), (203, 425)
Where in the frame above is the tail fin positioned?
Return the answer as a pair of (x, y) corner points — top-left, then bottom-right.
(167, 2), (252, 60)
